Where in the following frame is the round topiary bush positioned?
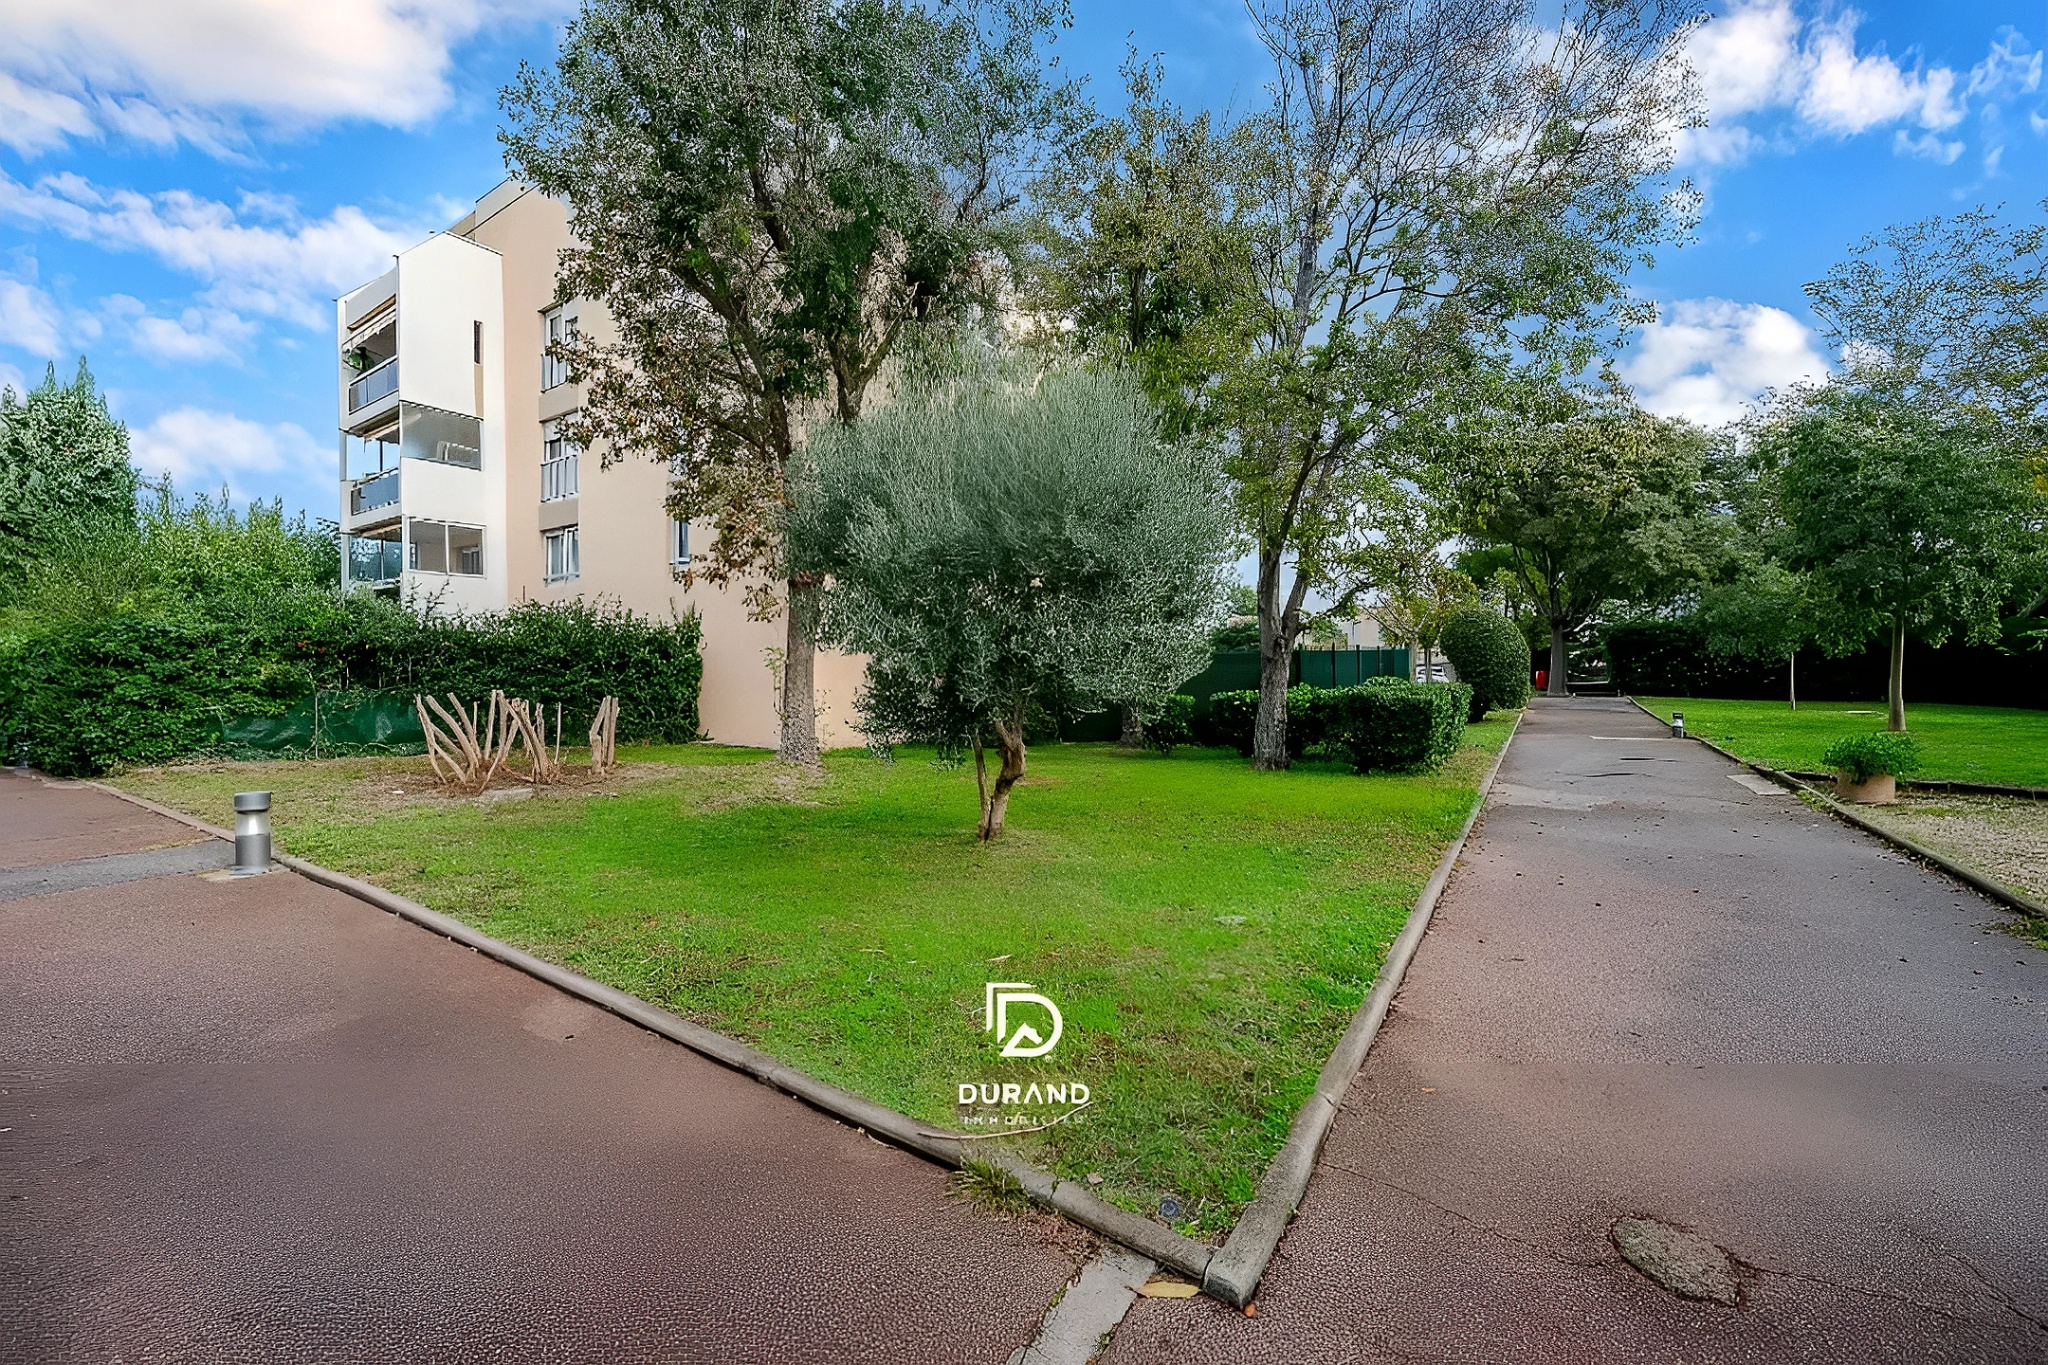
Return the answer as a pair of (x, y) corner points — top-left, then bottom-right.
(1440, 607), (1533, 721)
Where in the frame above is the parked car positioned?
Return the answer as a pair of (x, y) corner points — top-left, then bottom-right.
(1414, 662), (1451, 684)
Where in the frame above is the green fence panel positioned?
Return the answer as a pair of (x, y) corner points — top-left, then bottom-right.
(219, 689), (428, 758)
(1045, 647), (1415, 744)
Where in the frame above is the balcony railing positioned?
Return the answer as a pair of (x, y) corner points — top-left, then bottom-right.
(541, 454), (578, 502)
(347, 536), (403, 584)
(348, 356), (398, 412)
(350, 468), (400, 517)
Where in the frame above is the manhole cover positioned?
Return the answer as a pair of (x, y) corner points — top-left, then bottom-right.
(1611, 1216), (1738, 1305)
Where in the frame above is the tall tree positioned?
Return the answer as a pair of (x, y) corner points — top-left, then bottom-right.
(1212, 0), (1702, 767)
(0, 360), (136, 586)
(1443, 379), (1718, 695)
(788, 363), (1229, 838)
(501, 0), (1076, 765)
(1760, 385), (2044, 732)
(1804, 202), (2048, 432)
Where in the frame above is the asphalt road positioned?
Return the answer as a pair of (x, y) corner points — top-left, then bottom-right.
(0, 772), (1080, 1364)
(1109, 698), (2048, 1364)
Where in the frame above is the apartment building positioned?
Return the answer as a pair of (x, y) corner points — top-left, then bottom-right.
(336, 179), (865, 749)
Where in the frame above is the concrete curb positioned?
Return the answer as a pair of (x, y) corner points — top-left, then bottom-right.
(1199, 709), (1524, 1306)
(66, 723), (1524, 1307)
(1622, 698), (2047, 923)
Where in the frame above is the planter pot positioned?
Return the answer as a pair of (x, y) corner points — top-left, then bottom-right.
(1835, 771), (1896, 805)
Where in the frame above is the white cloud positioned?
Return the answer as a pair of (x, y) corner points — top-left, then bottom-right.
(0, 273), (103, 358)
(1623, 298), (1831, 426)
(1967, 30), (2043, 100)
(1892, 129), (1963, 163)
(0, 0), (566, 155)
(1681, 3), (2005, 167)
(0, 361), (27, 398)
(0, 170), (426, 329)
(130, 406), (328, 496)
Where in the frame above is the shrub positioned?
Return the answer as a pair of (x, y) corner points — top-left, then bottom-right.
(1319, 680), (1472, 774)
(1440, 608), (1533, 720)
(3, 596), (704, 775)
(1143, 694), (1196, 754)
(1199, 685), (1323, 758)
(1821, 732), (1923, 782)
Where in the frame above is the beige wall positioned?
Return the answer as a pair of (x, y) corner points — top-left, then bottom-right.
(461, 185), (865, 751)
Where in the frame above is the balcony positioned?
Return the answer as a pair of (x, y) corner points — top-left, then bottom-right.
(351, 468), (400, 517)
(349, 356), (399, 412)
(347, 533), (402, 586)
(541, 453), (578, 502)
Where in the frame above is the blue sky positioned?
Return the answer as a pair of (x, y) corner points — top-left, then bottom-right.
(0, 0), (2040, 521)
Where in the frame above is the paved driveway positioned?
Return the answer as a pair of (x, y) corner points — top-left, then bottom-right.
(1109, 698), (2048, 1364)
(0, 772), (1078, 1364)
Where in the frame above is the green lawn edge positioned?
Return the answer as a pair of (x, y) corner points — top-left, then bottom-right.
(1631, 697), (2048, 788)
(111, 720), (1515, 1238)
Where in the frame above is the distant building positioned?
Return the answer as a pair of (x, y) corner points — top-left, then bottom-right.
(335, 180), (864, 749)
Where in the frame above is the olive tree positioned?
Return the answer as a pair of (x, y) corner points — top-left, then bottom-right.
(789, 364), (1231, 838)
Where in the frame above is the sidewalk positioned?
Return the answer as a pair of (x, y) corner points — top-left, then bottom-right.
(1109, 698), (2048, 1363)
(0, 771), (1080, 1363)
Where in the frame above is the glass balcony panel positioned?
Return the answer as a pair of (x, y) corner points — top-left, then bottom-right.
(409, 519), (448, 574)
(349, 357), (399, 411)
(400, 403), (483, 469)
(347, 535), (402, 584)
(351, 468), (400, 516)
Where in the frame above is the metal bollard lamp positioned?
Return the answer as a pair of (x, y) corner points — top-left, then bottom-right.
(232, 791), (273, 876)
(1670, 711), (1686, 739)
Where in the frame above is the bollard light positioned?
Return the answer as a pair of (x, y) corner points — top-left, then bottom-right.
(1671, 711), (1685, 739)
(232, 791), (273, 876)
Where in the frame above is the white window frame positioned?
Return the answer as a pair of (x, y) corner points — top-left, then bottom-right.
(541, 304), (578, 390)
(542, 418), (580, 502)
(407, 518), (486, 577)
(544, 525), (581, 583)
(670, 516), (691, 567)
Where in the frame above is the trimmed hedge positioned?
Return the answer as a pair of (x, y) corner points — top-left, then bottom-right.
(1441, 607), (1533, 721)
(1320, 679), (1471, 773)
(3, 596), (704, 776)
(1193, 680), (1469, 773)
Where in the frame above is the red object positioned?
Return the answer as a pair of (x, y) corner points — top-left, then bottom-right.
(1534, 669), (1548, 691)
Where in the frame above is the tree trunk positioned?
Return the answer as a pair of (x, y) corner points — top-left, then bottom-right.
(778, 578), (820, 767)
(1252, 558), (1292, 770)
(1118, 703), (1144, 750)
(1547, 619), (1569, 697)
(1421, 645), (1434, 683)
(1253, 637), (1291, 769)
(978, 708), (1028, 840)
(1788, 650), (1797, 711)
(1887, 617), (1906, 732)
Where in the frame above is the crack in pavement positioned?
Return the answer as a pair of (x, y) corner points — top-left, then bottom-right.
(1315, 1160), (1610, 1272)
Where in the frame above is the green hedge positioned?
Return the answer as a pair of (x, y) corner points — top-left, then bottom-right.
(3, 596), (704, 776)
(1193, 680), (1469, 772)
(1440, 607), (1532, 720)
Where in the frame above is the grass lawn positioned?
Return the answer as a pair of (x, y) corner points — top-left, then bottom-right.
(1632, 698), (2048, 788)
(112, 721), (1513, 1238)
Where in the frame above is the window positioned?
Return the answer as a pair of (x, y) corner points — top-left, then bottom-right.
(542, 304), (578, 389)
(541, 418), (579, 502)
(473, 320), (482, 365)
(670, 516), (691, 567)
(409, 519), (485, 576)
(544, 526), (580, 582)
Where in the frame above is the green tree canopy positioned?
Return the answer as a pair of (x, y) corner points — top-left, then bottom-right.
(1440, 379), (1720, 695)
(789, 363), (1231, 838)
(1759, 385), (2045, 730)
(0, 360), (136, 585)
